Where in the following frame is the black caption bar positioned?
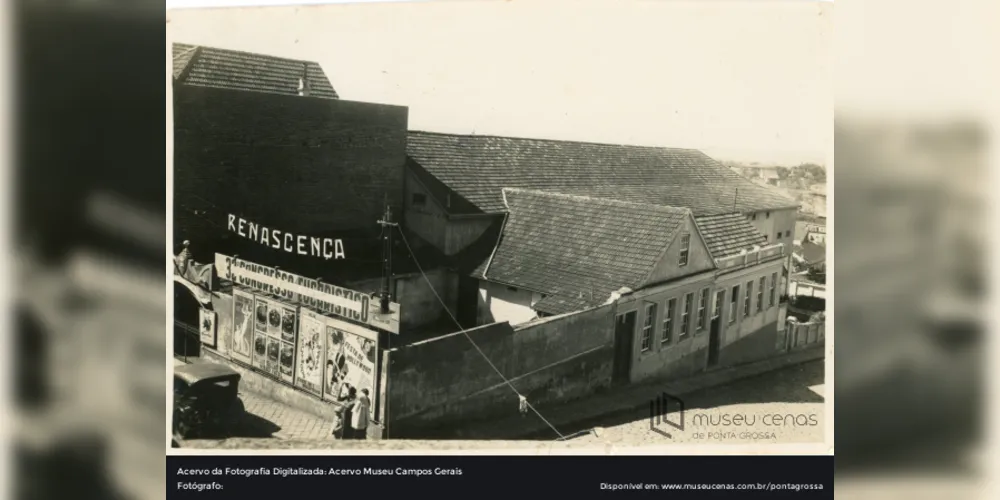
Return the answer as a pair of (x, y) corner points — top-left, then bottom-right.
(168, 455), (832, 498)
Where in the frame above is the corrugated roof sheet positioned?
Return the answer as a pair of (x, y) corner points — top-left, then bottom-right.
(694, 213), (768, 259)
(406, 131), (798, 216)
(484, 188), (690, 313)
(172, 42), (338, 99)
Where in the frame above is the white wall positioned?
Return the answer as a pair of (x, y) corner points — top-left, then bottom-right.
(478, 281), (539, 326)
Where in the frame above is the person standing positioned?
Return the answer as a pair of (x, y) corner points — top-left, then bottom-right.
(333, 386), (356, 439)
(351, 389), (371, 440)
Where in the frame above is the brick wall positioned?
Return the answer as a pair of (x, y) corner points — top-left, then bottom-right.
(173, 85), (408, 248)
(383, 305), (615, 438)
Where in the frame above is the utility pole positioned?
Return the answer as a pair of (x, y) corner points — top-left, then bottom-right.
(377, 201), (397, 314)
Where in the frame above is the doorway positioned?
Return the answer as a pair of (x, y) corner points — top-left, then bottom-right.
(613, 311), (637, 384)
(708, 289), (725, 367)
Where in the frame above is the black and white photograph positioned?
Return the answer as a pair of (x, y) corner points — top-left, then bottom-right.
(168, 0), (832, 451)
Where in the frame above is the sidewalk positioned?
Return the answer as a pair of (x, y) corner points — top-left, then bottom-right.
(454, 345), (826, 440)
(173, 356), (335, 441)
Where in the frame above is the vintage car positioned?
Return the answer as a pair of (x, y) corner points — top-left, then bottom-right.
(173, 363), (243, 439)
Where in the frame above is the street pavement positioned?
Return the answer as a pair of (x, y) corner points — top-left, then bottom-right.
(181, 358), (825, 449)
(563, 359), (825, 445)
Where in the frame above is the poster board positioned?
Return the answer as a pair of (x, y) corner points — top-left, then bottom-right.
(199, 309), (217, 346)
(294, 309), (327, 397)
(230, 289), (255, 365)
(322, 316), (378, 414)
(252, 295), (298, 382)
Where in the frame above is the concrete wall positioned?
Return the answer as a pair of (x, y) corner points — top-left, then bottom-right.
(714, 258), (785, 367)
(403, 170), (448, 251)
(403, 170), (496, 256)
(444, 217), (495, 255)
(384, 305), (615, 438)
(477, 281), (540, 326)
(349, 269), (458, 332)
(747, 208), (797, 250)
(173, 85), (408, 244)
(644, 216), (716, 286)
(617, 273), (716, 383)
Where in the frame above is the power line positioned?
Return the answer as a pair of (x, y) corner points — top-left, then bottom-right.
(395, 226), (566, 440)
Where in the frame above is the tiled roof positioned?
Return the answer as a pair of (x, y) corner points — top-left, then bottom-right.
(695, 213), (768, 259)
(532, 294), (593, 316)
(406, 131), (798, 216)
(172, 43), (338, 99)
(484, 188), (691, 313)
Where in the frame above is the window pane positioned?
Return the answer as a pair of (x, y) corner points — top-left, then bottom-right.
(662, 299), (674, 343)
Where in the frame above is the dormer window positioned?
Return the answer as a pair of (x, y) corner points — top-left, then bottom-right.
(678, 234), (691, 266)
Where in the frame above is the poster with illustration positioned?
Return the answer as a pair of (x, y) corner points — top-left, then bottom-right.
(265, 337), (281, 378)
(198, 309), (216, 347)
(230, 289), (255, 365)
(254, 296), (284, 339)
(254, 297), (268, 334)
(294, 310), (326, 396)
(281, 307), (297, 343)
(323, 321), (378, 409)
(279, 343), (295, 383)
(252, 331), (268, 371)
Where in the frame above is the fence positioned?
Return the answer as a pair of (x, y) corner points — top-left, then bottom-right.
(716, 243), (785, 271)
(785, 317), (825, 351)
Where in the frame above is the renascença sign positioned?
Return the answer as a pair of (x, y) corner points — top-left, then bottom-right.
(215, 253), (399, 334)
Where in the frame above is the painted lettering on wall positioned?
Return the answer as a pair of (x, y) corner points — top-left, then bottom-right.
(227, 214), (346, 260)
(215, 253), (400, 334)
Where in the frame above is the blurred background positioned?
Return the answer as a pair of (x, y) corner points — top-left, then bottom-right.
(4, 0), (998, 500)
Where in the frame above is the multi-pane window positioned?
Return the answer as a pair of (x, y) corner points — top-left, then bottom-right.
(640, 302), (656, 352)
(729, 285), (739, 323)
(678, 234), (691, 266)
(714, 290), (725, 319)
(696, 288), (709, 331)
(757, 276), (766, 312)
(769, 272), (777, 307)
(662, 298), (676, 344)
(680, 293), (693, 338)
(744, 280), (753, 316)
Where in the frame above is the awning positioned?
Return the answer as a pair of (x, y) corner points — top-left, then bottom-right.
(173, 274), (213, 306)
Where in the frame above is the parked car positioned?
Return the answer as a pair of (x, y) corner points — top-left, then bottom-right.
(173, 363), (242, 439)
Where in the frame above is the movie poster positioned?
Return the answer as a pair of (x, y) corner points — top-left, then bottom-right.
(254, 296), (284, 339)
(281, 307), (297, 343)
(294, 310), (326, 396)
(252, 331), (268, 371)
(230, 289), (255, 365)
(198, 309), (216, 346)
(323, 321), (377, 408)
(265, 337), (281, 378)
(279, 343), (295, 383)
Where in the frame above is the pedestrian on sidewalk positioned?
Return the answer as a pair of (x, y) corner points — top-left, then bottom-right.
(351, 389), (371, 440)
(333, 386), (357, 439)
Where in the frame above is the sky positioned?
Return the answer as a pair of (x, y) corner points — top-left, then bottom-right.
(168, 0), (833, 166)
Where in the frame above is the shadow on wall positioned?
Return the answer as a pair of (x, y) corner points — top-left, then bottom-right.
(385, 305), (616, 439)
(476, 289), (495, 326)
